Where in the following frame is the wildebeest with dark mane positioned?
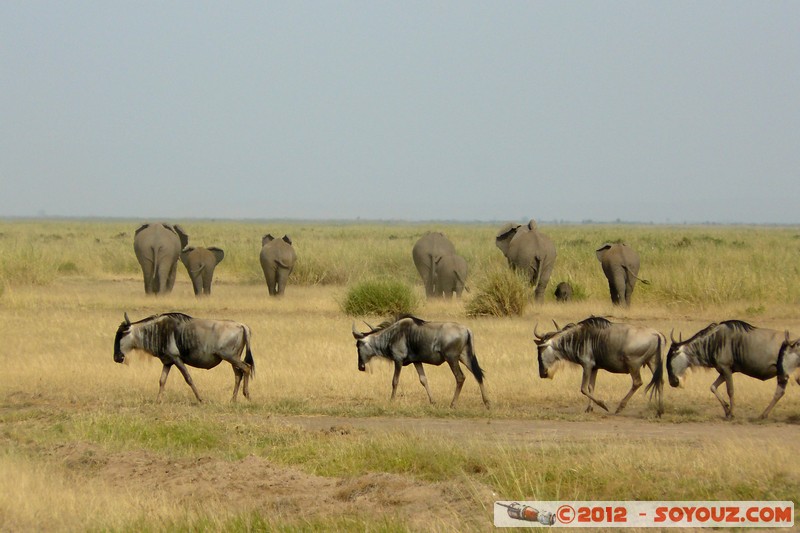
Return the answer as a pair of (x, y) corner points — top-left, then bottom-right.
(534, 317), (664, 416)
(666, 320), (788, 419)
(351, 315), (490, 409)
(114, 312), (254, 403)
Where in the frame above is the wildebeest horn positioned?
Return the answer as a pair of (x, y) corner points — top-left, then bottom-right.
(363, 321), (375, 331)
(533, 323), (543, 340)
(786, 330), (792, 344)
(124, 312), (131, 326)
(552, 319), (560, 331)
(670, 328), (676, 343)
(352, 322), (364, 340)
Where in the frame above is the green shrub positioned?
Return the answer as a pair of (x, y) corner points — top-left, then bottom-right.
(466, 267), (532, 317)
(340, 278), (419, 317)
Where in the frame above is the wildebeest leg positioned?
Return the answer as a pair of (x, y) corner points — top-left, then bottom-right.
(231, 367), (243, 402)
(172, 359), (204, 403)
(615, 367), (643, 414)
(157, 364), (172, 402)
(413, 362), (435, 404)
(585, 368), (598, 412)
(760, 374), (788, 419)
(709, 373), (732, 419)
(580, 366), (609, 412)
(390, 361), (402, 401)
(220, 354), (252, 402)
(447, 359), (466, 408)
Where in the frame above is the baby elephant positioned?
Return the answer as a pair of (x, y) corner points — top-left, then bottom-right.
(554, 282), (573, 302)
(434, 253), (468, 298)
(180, 246), (224, 296)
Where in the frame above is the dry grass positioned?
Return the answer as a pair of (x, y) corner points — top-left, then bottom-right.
(1, 220), (800, 531)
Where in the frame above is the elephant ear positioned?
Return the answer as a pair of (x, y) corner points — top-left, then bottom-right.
(179, 246), (194, 265)
(208, 247), (225, 264)
(526, 219), (537, 231)
(495, 223), (519, 241)
(134, 223), (149, 236)
(282, 235), (293, 245)
(172, 224), (189, 249)
(595, 243), (612, 261)
(262, 234), (275, 247)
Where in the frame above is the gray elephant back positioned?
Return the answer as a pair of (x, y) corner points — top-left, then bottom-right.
(260, 234), (297, 264)
(596, 243), (640, 267)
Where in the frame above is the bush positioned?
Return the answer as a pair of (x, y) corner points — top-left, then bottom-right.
(466, 267), (533, 317)
(340, 279), (419, 317)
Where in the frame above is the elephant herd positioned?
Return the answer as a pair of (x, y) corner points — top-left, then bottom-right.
(132, 223), (297, 297)
(133, 220), (646, 305)
(415, 219), (647, 306)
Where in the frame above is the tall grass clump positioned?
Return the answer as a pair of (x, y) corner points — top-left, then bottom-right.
(340, 279), (419, 316)
(466, 267), (532, 317)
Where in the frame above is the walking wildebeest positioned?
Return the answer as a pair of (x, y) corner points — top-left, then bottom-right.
(666, 320), (787, 419)
(775, 332), (800, 411)
(113, 312), (254, 403)
(351, 315), (490, 409)
(534, 317), (664, 416)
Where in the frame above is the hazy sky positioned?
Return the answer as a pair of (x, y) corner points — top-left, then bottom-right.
(1, 2), (798, 223)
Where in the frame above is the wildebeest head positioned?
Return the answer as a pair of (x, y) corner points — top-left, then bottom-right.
(114, 312), (133, 363)
(666, 329), (691, 387)
(533, 322), (565, 379)
(352, 323), (378, 372)
(779, 331), (800, 386)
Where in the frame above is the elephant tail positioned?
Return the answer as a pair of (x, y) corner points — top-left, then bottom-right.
(146, 246), (161, 292)
(623, 265), (650, 285)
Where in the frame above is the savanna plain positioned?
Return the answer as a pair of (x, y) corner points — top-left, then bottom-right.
(1, 220), (799, 532)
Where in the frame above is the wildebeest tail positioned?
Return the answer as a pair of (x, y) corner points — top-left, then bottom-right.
(644, 333), (664, 416)
(466, 330), (485, 383)
(243, 325), (255, 379)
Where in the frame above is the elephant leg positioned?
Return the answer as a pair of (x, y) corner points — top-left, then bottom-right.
(265, 268), (277, 296)
(189, 273), (203, 296)
(608, 268), (626, 306)
(276, 268), (290, 295)
(534, 266), (553, 303)
(165, 261), (178, 293)
(141, 263), (155, 294)
(624, 273), (636, 307)
(202, 266), (214, 295)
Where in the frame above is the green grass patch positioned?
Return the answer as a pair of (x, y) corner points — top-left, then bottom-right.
(466, 267), (532, 317)
(340, 278), (419, 316)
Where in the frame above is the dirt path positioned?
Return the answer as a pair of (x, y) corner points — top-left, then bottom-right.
(272, 413), (800, 444)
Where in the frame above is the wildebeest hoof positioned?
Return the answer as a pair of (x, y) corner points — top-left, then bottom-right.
(598, 402), (610, 412)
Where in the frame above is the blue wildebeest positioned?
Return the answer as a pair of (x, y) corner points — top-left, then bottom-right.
(666, 320), (788, 419)
(114, 312), (254, 403)
(351, 315), (490, 408)
(534, 317), (664, 416)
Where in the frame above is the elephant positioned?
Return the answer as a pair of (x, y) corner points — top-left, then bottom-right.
(133, 223), (189, 295)
(180, 246), (224, 296)
(495, 219), (557, 302)
(412, 232), (456, 297)
(554, 281), (573, 302)
(596, 242), (649, 307)
(260, 234), (296, 296)
(433, 253), (468, 299)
